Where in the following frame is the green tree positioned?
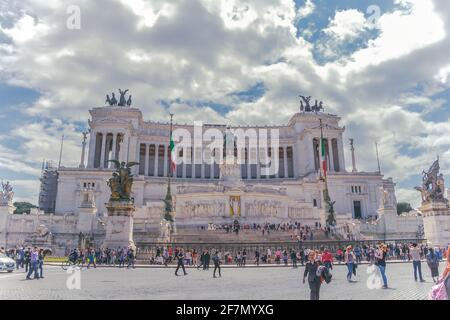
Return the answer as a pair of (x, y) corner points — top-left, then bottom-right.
(13, 202), (38, 214)
(397, 202), (413, 215)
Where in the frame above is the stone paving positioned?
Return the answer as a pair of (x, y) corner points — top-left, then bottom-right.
(0, 262), (443, 300)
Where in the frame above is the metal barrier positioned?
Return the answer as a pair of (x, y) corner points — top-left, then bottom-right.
(136, 238), (427, 260)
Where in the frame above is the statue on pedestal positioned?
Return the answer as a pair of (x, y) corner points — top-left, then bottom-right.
(0, 181), (14, 205)
(299, 95), (325, 113)
(107, 161), (139, 202)
(323, 189), (336, 226)
(105, 89), (131, 107)
(414, 159), (448, 205)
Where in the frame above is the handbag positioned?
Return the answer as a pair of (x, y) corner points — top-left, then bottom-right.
(428, 277), (448, 300)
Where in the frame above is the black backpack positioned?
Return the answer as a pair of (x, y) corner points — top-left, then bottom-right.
(322, 267), (333, 284)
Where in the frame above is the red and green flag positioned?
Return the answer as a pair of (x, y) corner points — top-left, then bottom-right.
(169, 132), (176, 173)
(319, 120), (327, 178)
(321, 137), (327, 178)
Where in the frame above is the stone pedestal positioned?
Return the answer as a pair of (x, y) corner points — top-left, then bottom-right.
(420, 202), (450, 248)
(377, 206), (398, 239)
(102, 201), (135, 250)
(77, 206), (98, 234)
(0, 203), (15, 248)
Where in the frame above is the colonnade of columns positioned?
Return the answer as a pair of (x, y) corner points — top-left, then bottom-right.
(136, 143), (294, 179)
(312, 137), (341, 173)
(91, 132), (125, 169)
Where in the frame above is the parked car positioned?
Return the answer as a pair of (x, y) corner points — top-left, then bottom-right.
(0, 253), (16, 272)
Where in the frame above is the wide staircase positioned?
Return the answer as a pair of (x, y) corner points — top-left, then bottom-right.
(170, 227), (333, 243)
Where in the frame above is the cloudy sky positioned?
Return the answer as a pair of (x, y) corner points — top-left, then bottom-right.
(0, 0), (450, 207)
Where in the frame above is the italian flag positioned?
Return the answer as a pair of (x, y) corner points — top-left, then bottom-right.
(320, 137), (327, 178)
(169, 133), (176, 173)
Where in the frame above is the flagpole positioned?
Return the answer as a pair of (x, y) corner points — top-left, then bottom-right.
(168, 113), (174, 179)
(319, 119), (327, 184)
(165, 113), (175, 237)
(375, 141), (381, 173)
(319, 118), (334, 226)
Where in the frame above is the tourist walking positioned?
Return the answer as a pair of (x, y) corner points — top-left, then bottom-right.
(321, 248), (333, 271)
(204, 250), (210, 270)
(291, 249), (297, 268)
(426, 248), (440, 283)
(375, 244), (388, 289)
(26, 247), (39, 280)
(442, 247), (450, 299)
(283, 250), (288, 266)
(242, 249), (247, 267)
(15, 249), (21, 270)
(127, 248), (135, 269)
(24, 248), (31, 272)
(87, 249), (96, 269)
(212, 251), (221, 278)
(344, 246), (356, 282)
(410, 243), (425, 282)
(38, 249), (45, 278)
(336, 248), (343, 264)
(118, 250), (126, 268)
(175, 249), (188, 276)
(236, 251), (242, 267)
(198, 251), (205, 270)
(255, 250), (260, 266)
(303, 251), (321, 300)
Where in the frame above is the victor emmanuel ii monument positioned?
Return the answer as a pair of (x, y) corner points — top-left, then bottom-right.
(1, 90), (446, 253)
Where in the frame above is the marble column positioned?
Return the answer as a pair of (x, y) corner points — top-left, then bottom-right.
(338, 137), (346, 172)
(100, 132), (107, 169)
(163, 144), (168, 177)
(201, 147), (205, 179)
(211, 149), (215, 179)
(87, 131), (96, 168)
(328, 139), (334, 173)
(191, 148), (195, 178)
(275, 148), (280, 178)
(154, 144), (160, 177)
(283, 147), (288, 178)
(257, 149), (261, 179)
(144, 144), (150, 176)
(246, 148), (251, 179)
(111, 133), (117, 165)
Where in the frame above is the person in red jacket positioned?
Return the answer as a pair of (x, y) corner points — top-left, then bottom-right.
(322, 249), (333, 270)
(336, 248), (343, 264)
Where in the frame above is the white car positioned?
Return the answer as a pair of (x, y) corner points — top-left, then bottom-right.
(0, 253), (16, 273)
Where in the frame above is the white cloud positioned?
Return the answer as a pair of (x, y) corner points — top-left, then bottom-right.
(334, 0), (446, 76)
(0, 0), (450, 206)
(296, 0), (315, 20)
(323, 9), (367, 41)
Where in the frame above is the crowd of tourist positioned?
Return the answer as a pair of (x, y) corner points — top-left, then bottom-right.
(0, 246), (49, 280)
(198, 221), (329, 240)
(66, 247), (136, 269)
(1, 242), (449, 300)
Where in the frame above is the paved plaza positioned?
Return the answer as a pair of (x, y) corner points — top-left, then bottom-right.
(0, 262), (443, 300)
